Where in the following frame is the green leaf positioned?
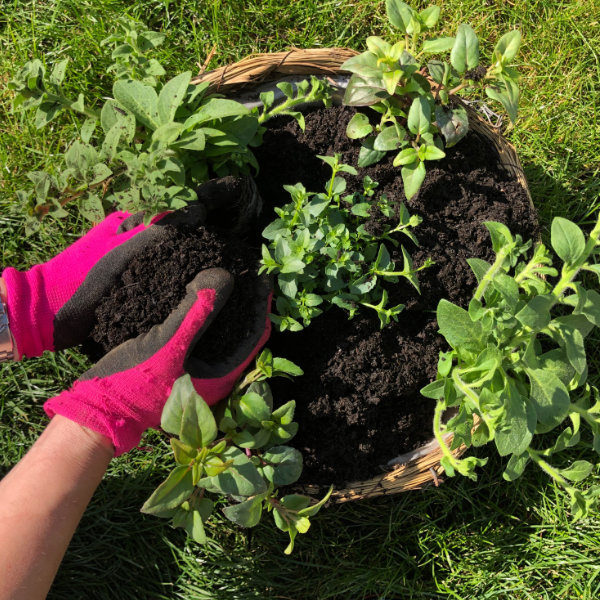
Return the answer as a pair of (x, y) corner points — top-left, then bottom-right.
(560, 460), (594, 483)
(373, 125), (406, 151)
(407, 96), (431, 135)
(420, 6), (441, 29)
(340, 52), (380, 80)
(484, 221), (514, 253)
(209, 447), (267, 497)
(80, 117), (97, 144)
(393, 147), (418, 166)
(435, 104), (469, 148)
(181, 389), (218, 448)
(262, 446), (303, 486)
(183, 99), (249, 128)
(503, 453), (529, 481)
(526, 368), (571, 430)
(161, 375), (199, 436)
(516, 294), (554, 331)
(141, 465), (193, 515)
(35, 102), (62, 129)
(170, 438), (197, 465)
(437, 299), (484, 351)
(422, 144), (445, 161)
(79, 194), (105, 223)
(493, 30), (521, 63)
(298, 485), (334, 517)
(182, 508), (207, 544)
(346, 112), (373, 139)
(222, 496), (264, 527)
(551, 217), (586, 264)
(273, 358), (304, 376)
(152, 122), (184, 146)
(100, 100), (136, 141)
(401, 161), (426, 200)
(113, 79), (160, 130)
(485, 78), (519, 124)
(451, 24), (479, 74)
(49, 59), (69, 86)
(386, 0), (414, 33)
(239, 392), (272, 425)
(494, 380), (535, 457)
(420, 379), (446, 400)
(343, 74), (387, 106)
(422, 37), (455, 53)
(358, 137), (387, 168)
(272, 400), (296, 425)
(158, 71), (191, 125)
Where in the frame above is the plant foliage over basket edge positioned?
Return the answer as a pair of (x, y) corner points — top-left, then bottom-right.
(143, 349), (332, 555)
(8, 17), (333, 234)
(342, 0), (521, 199)
(422, 214), (600, 518)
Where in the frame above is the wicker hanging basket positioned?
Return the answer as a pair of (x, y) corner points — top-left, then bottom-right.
(194, 49), (533, 503)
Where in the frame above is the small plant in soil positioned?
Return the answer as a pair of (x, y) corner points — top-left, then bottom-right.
(8, 17), (333, 233)
(342, 0), (521, 198)
(259, 154), (431, 331)
(142, 349), (332, 554)
(422, 213), (600, 517)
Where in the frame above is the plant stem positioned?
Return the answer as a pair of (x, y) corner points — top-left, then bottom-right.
(474, 249), (509, 301)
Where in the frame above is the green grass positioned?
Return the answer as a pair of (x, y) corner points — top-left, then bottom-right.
(1, 1), (600, 598)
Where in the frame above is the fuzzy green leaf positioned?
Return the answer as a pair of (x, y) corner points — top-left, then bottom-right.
(386, 0), (414, 33)
(113, 79), (160, 130)
(516, 294), (554, 331)
(526, 368), (571, 430)
(79, 193), (105, 223)
(273, 358), (304, 376)
(437, 299), (484, 351)
(158, 71), (191, 125)
(494, 381), (536, 457)
(551, 217), (586, 264)
(560, 460), (594, 483)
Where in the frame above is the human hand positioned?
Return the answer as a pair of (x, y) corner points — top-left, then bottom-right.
(44, 268), (272, 455)
(1, 205), (205, 358)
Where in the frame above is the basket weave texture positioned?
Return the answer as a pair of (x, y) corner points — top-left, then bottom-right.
(195, 48), (532, 503)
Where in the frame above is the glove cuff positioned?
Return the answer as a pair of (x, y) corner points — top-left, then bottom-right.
(44, 377), (153, 456)
(2, 266), (53, 358)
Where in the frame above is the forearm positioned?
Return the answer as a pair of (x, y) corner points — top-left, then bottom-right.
(0, 415), (114, 600)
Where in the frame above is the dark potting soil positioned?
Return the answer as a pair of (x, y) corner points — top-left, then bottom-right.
(252, 104), (538, 487)
(83, 101), (538, 489)
(82, 224), (260, 364)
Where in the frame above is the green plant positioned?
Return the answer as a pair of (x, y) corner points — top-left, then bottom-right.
(142, 349), (332, 554)
(259, 154), (431, 331)
(8, 18), (333, 233)
(341, 0), (521, 199)
(422, 213), (600, 517)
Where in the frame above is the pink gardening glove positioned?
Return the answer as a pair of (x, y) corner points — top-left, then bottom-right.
(2, 206), (205, 358)
(44, 269), (273, 456)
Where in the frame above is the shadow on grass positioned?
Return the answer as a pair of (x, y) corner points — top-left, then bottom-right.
(47, 446), (581, 600)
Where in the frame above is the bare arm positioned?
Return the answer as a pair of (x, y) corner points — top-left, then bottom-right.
(0, 415), (114, 600)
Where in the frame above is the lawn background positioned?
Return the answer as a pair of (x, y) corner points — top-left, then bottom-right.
(1, 1), (600, 598)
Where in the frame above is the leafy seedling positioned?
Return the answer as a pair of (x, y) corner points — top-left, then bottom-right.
(259, 154), (431, 330)
(342, 0), (521, 199)
(422, 213), (600, 518)
(143, 349), (332, 554)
